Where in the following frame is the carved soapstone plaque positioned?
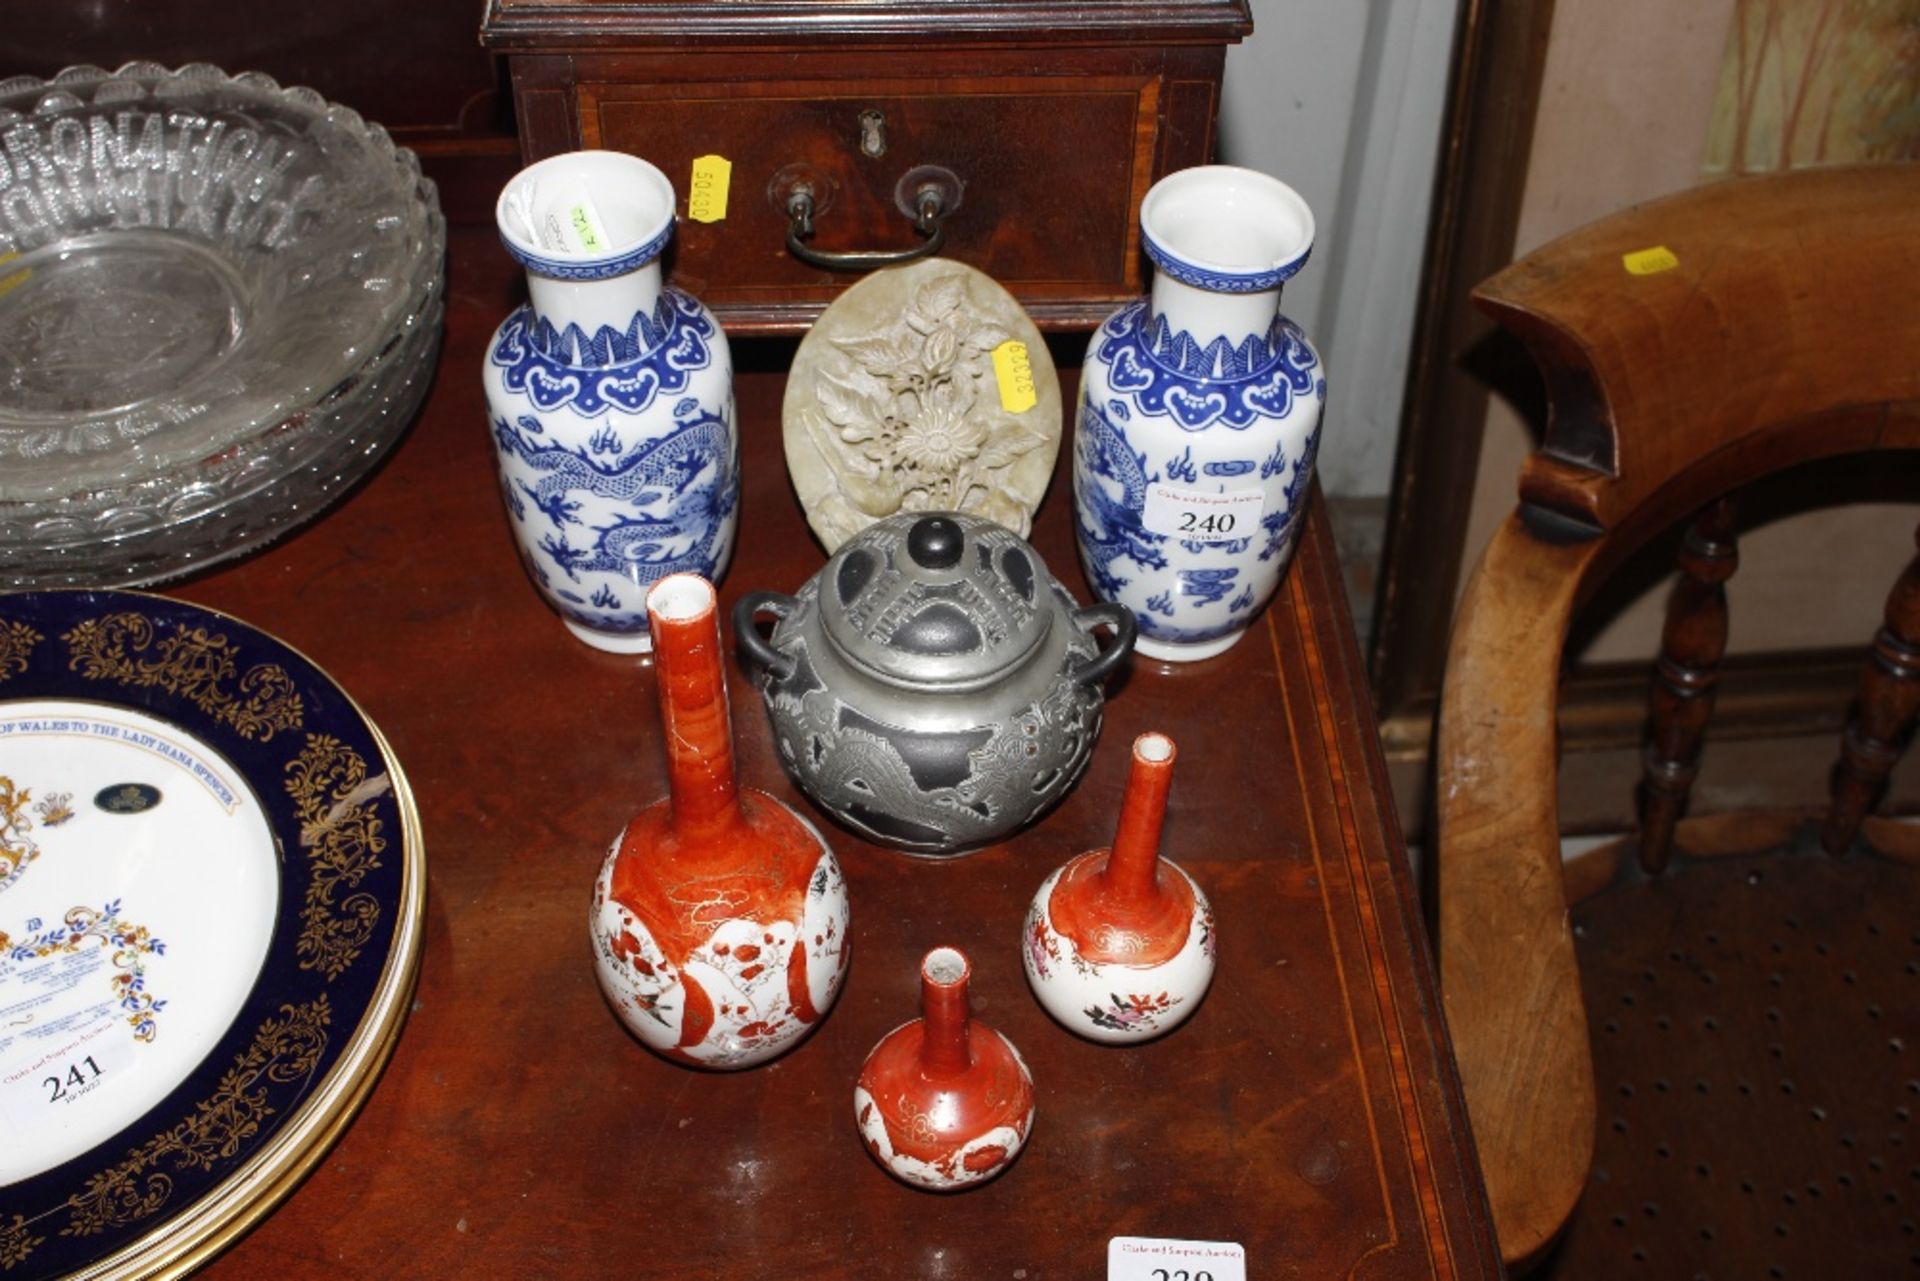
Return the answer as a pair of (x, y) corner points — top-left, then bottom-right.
(783, 259), (1062, 552)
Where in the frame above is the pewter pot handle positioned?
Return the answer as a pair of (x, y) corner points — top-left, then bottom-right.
(1067, 602), (1137, 686)
(733, 591), (799, 682)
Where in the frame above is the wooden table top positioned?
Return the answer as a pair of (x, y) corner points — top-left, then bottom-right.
(172, 227), (1498, 1279)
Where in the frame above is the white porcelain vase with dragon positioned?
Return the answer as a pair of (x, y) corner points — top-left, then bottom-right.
(484, 151), (738, 654)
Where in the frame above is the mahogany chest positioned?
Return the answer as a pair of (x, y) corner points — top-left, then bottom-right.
(477, 0), (1254, 333)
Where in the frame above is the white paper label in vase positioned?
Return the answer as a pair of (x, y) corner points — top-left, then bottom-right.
(1140, 484), (1264, 543)
(1107, 1236), (1247, 1281)
(539, 197), (613, 255)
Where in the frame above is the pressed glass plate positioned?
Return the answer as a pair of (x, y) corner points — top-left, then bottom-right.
(0, 65), (446, 588)
(0, 590), (424, 1280)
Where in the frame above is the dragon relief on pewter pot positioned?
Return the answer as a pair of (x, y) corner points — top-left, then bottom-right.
(736, 512), (1135, 856)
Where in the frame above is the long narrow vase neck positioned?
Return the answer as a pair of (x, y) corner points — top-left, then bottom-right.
(1100, 737), (1175, 906)
(919, 954), (974, 1077)
(1149, 271), (1282, 360)
(527, 262), (664, 355)
(652, 596), (742, 843)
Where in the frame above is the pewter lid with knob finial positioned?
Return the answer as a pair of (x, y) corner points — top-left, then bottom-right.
(818, 513), (1057, 691)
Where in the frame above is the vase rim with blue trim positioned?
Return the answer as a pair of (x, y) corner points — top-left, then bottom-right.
(495, 150), (677, 282)
(1139, 165), (1315, 293)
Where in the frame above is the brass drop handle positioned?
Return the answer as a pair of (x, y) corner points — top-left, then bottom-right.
(785, 181), (949, 272)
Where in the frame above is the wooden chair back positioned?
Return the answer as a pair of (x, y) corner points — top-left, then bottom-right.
(1435, 163), (1920, 1268)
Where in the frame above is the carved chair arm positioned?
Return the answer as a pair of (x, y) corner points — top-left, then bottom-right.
(1437, 514), (1602, 1269)
(1470, 165), (1920, 539)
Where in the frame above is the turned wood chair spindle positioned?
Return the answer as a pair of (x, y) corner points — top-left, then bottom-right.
(1822, 522), (1920, 855)
(1638, 497), (1738, 874)
(1436, 164), (1920, 1277)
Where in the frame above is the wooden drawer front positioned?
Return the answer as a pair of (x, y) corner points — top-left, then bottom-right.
(571, 75), (1159, 331)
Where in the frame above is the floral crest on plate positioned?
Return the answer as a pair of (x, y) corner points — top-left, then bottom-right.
(0, 777), (43, 894)
(4, 901), (168, 1042)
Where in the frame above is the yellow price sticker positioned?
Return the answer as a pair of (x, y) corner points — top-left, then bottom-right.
(992, 340), (1038, 414)
(1623, 245), (1679, 276)
(689, 155), (732, 224)
(0, 251), (27, 299)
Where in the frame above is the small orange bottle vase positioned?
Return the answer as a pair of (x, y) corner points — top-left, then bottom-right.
(1022, 731), (1215, 1041)
(854, 947), (1036, 1190)
(590, 574), (851, 1069)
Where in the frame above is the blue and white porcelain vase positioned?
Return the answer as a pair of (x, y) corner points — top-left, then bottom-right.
(485, 150), (737, 654)
(1073, 165), (1325, 662)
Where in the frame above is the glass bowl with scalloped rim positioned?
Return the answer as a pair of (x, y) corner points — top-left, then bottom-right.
(0, 63), (445, 587)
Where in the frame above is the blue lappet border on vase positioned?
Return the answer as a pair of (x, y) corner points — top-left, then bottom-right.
(489, 288), (717, 419)
(0, 590), (407, 1281)
(519, 291), (682, 369)
(1094, 301), (1324, 432)
(498, 219), (674, 283)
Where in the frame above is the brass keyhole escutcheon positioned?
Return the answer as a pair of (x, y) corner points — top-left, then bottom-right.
(858, 109), (887, 158)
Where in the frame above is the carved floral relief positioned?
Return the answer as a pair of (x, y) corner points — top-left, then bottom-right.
(783, 260), (1062, 551)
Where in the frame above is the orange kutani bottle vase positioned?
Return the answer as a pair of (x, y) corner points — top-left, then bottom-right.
(1023, 732), (1215, 1041)
(854, 947), (1036, 1191)
(591, 574), (851, 1068)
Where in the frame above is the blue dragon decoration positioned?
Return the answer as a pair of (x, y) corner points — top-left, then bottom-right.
(492, 406), (736, 620)
(1176, 567), (1239, 607)
(1073, 399), (1168, 600)
(1258, 418), (1322, 563)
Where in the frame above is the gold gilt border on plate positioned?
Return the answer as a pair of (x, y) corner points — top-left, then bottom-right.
(0, 606), (424, 1280)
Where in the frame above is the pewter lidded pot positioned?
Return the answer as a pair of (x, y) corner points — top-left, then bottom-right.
(734, 512), (1136, 856)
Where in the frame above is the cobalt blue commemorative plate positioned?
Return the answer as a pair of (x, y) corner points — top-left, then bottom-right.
(0, 591), (424, 1279)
